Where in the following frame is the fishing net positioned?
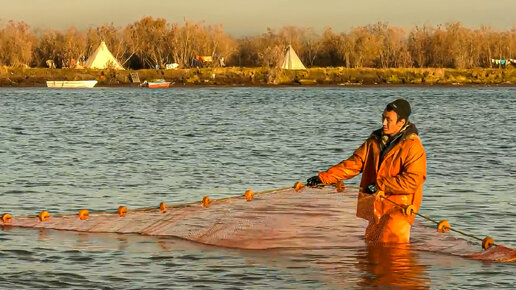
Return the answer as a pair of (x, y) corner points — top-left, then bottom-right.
(3, 185), (515, 262)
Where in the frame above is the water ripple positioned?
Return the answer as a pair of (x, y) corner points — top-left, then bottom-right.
(0, 87), (515, 288)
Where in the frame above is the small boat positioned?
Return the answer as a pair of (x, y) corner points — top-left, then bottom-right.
(143, 79), (172, 88)
(46, 80), (98, 88)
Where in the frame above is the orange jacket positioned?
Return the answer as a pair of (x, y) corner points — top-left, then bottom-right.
(318, 123), (427, 224)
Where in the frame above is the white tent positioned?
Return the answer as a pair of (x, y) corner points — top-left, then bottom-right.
(84, 41), (125, 70)
(280, 45), (306, 70)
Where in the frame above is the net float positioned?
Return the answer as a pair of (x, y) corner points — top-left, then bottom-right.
(159, 202), (167, 213)
(78, 209), (89, 220)
(1, 213), (12, 223)
(202, 196), (212, 208)
(244, 190), (254, 201)
(118, 206), (127, 217)
(482, 236), (495, 250)
(437, 220), (450, 233)
(39, 211), (50, 222)
(293, 182), (305, 192)
(403, 205), (416, 216)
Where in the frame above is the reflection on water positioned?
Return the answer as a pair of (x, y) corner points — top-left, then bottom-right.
(356, 244), (429, 289)
(0, 87), (515, 288)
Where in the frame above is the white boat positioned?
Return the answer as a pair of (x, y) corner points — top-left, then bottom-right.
(46, 80), (98, 88)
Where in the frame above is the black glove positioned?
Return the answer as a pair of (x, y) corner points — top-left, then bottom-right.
(364, 183), (378, 194)
(306, 176), (322, 186)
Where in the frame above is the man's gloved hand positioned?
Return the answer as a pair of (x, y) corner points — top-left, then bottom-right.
(364, 183), (378, 194)
(306, 176), (322, 186)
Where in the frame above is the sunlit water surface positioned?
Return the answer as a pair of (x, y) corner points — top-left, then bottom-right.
(0, 87), (514, 289)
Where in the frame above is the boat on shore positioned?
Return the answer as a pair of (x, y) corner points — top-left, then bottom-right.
(142, 79), (172, 88)
(46, 80), (98, 88)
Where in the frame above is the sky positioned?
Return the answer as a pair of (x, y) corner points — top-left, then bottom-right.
(2, 0), (515, 36)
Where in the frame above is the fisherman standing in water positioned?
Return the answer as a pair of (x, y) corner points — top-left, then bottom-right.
(307, 99), (427, 243)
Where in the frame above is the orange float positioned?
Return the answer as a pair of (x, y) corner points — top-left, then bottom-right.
(437, 220), (450, 233)
(293, 182), (305, 192)
(118, 206), (127, 217)
(78, 209), (89, 220)
(202, 196), (212, 208)
(39, 211), (50, 222)
(403, 205), (416, 216)
(1, 213), (12, 223)
(159, 202), (167, 213)
(244, 190), (254, 201)
(482, 236), (495, 250)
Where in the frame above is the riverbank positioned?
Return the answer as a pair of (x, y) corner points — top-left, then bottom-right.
(1, 67), (516, 87)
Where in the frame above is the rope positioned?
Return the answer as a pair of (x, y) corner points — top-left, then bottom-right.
(380, 194), (494, 245)
(7, 185), (296, 219)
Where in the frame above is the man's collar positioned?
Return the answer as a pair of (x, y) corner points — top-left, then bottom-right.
(371, 122), (418, 140)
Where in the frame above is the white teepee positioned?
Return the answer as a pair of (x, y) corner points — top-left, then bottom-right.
(84, 41), (125, 70)
(280, 45), (306, 70)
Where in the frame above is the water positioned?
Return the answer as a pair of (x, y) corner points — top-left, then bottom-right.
(0, 87), (515, 289)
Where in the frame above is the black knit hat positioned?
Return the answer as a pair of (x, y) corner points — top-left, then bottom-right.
(386, 98), (411, 121)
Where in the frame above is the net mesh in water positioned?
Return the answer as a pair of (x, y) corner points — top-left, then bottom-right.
(4, 186), (515, 262)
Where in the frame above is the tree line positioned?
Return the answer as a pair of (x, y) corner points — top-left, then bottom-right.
(0, 17), (515, 69)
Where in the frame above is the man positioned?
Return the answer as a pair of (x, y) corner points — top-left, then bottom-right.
(306, 99), (426, 243)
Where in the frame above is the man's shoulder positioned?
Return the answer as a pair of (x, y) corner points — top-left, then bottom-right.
(401, 123), (422, 142)
(405, 133), (420, 141)
(402, 133), (425, 152)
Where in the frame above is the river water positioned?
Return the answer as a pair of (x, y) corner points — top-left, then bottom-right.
(0, 87), (514, 289)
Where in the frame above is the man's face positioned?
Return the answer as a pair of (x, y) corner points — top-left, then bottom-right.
(382, 110), (406, 136)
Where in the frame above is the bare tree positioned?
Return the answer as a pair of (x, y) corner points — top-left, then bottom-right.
(317, 28), (345, 67)
(408, 25), (432, 68)
(86, 23), (128, 65)
(299, 27), (321, 67)
(4, 16), (516, 69)
(124, 16), (170, 68)
(349, 25), (382, 68)
(0, 21), (36, 67)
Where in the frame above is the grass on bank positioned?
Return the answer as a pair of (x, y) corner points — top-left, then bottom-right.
(1, 66), (516, 87)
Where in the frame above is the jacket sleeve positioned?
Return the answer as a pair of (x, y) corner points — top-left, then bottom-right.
(376, 138), (426, 195)
(318, 140), (368, 184)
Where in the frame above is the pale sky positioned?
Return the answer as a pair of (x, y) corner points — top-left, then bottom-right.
(2, 0), (515, 36)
